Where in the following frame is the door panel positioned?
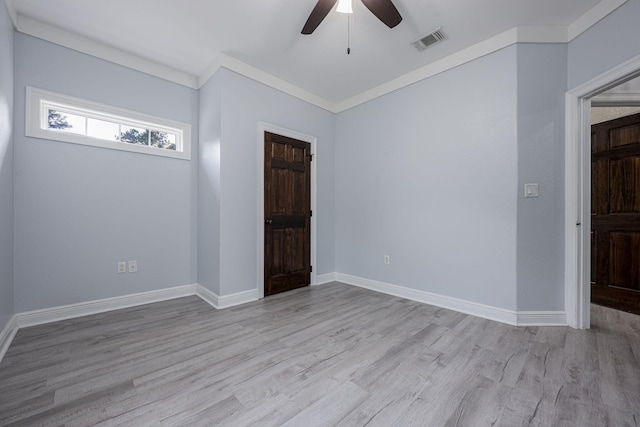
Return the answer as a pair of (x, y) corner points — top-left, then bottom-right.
(609, 232), (640, 291)
(610, 123), (640, 148)
(591, 112), (640, 314)
(609, 157), (640, 213)
(264, 132), (311, 296)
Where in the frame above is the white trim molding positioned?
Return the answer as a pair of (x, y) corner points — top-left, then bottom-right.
(256, 122), (318, 300)
(26, 86), (192, 160)
(315, 273), (337, 285)
(0, 273), (572, 365)
(188, 285), (261, 310)
(591, 92), (640, 106)
(7, 0), (628, 114)
(218, 289), (260, 309)
(4, 0), (18, 29)
(565, 53), (640, 329)
(199, 54), (335, 113)
(14, 14), (198, 89)
(335, 273), (518, 325)
(200, 1), (628, 112)
(196, 285), (219, 309)
(1, 283), (263, 363)
(334, 273), (567, 327)
(567, 0), (629, 41)
(516, 311), (567, 327)
(0, 315), (18, 363)
(195, 3), (626, 114)
(16, 284), (198, 328)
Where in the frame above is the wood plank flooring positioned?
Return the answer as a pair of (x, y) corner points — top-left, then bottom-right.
(0, 282), (639, 426)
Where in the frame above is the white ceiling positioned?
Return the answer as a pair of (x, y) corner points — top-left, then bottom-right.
(5, 0), (626, 109)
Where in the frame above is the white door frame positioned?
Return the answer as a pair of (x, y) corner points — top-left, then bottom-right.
(256, 122), (318, 299)
(565, 54), (640, 329)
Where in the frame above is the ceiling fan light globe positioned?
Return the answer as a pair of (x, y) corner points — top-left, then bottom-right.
(336, 0), (353, 14)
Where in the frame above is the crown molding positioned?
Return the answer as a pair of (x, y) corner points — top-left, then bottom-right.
(198, 53), (337, 113)
(197, 55), (223, 89)
(4, 0), (18, 28)
(567, 0), (628, 41)
(516, 26), (567, 43)
(15, 14), (199, 89)
(334, 28), (519, 112)
(8, 0), (629, 113)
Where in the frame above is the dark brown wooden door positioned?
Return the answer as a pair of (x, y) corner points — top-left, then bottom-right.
(264, 132), (311, 296)
(591, 112), (640, 314)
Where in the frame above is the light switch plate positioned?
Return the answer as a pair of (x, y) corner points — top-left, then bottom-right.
(525, 183), (539, 198)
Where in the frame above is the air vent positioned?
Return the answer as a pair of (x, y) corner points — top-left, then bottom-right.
(411, 28), (447, 52)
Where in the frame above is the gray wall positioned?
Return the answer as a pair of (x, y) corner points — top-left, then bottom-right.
(217, 69), (335, 295)
(7, 0), (640, 315)
(198, 70), (222, 295)
(516, 43), (567, 311)
(568, 0), (640, 90)
(13, 34), (199, 312)
(0, 1), (14, 328)
(335, 47), (519, 310)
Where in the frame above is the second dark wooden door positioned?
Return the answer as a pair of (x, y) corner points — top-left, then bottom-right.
(264, 132), (311, 296)
(591, 112), (640, 314)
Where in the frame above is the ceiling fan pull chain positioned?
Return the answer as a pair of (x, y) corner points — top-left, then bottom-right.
(347, 14), (351, 54)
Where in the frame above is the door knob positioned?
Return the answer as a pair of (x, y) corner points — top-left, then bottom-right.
(265, 219), (272, 224)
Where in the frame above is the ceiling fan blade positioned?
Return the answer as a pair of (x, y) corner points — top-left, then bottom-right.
(301, 0), (338, 34)
(361, 0), (402, 28)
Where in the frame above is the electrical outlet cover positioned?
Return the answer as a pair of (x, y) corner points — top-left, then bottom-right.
(128, 260), (138, 273)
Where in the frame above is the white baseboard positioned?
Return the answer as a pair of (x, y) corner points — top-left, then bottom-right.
(315, 272), (337, 285)
(335, 273), (518, 325)
(1, 283), (264, 363)
(16, 284), (198, 328)
(196, 286), (259, 309)
(334, 273), (567, 327)
(516, 311), (567, 326)
(196, 285), (219, 309)
(0, 315), (18, 363)
(218, 289), (259, 309)
(11, 283), (263, 332)
(2, 274), (568, 365)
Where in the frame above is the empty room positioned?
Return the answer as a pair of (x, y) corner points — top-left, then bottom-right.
(1, 0), (639, 425)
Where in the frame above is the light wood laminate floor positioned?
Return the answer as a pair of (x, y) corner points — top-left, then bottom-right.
(1, 282), (639, 426)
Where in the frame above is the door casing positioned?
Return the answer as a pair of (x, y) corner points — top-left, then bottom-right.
(257, 122), (317, 299)
(565, 54), (640, 329)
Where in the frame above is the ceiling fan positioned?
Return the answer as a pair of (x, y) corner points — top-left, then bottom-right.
(301, 0), (403, 35)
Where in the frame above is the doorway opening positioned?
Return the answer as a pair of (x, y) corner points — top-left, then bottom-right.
(590, 83), (640, 314)
(565, 54), (640, 328)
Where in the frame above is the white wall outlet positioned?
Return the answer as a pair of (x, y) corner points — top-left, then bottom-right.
(384, 255), (390, 265)
(128, 260), (138, 273)
(524, 183), (539, 198)
(117, 261), (126, 274)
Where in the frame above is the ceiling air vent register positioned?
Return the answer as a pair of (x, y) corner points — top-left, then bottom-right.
(412, 28), (447, 52)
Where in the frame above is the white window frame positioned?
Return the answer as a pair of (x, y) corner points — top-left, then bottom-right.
(26, 86), (191, 160)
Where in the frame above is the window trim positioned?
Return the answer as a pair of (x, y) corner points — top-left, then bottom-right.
(26, 86), (191, 160)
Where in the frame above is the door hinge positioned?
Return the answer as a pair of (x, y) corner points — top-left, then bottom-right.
(310, 265), (313, 272)
(310, 210), (312, 217)
(309, 154), (313, 161)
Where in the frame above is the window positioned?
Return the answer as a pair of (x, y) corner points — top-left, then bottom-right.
(26, 87), (191, 160)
